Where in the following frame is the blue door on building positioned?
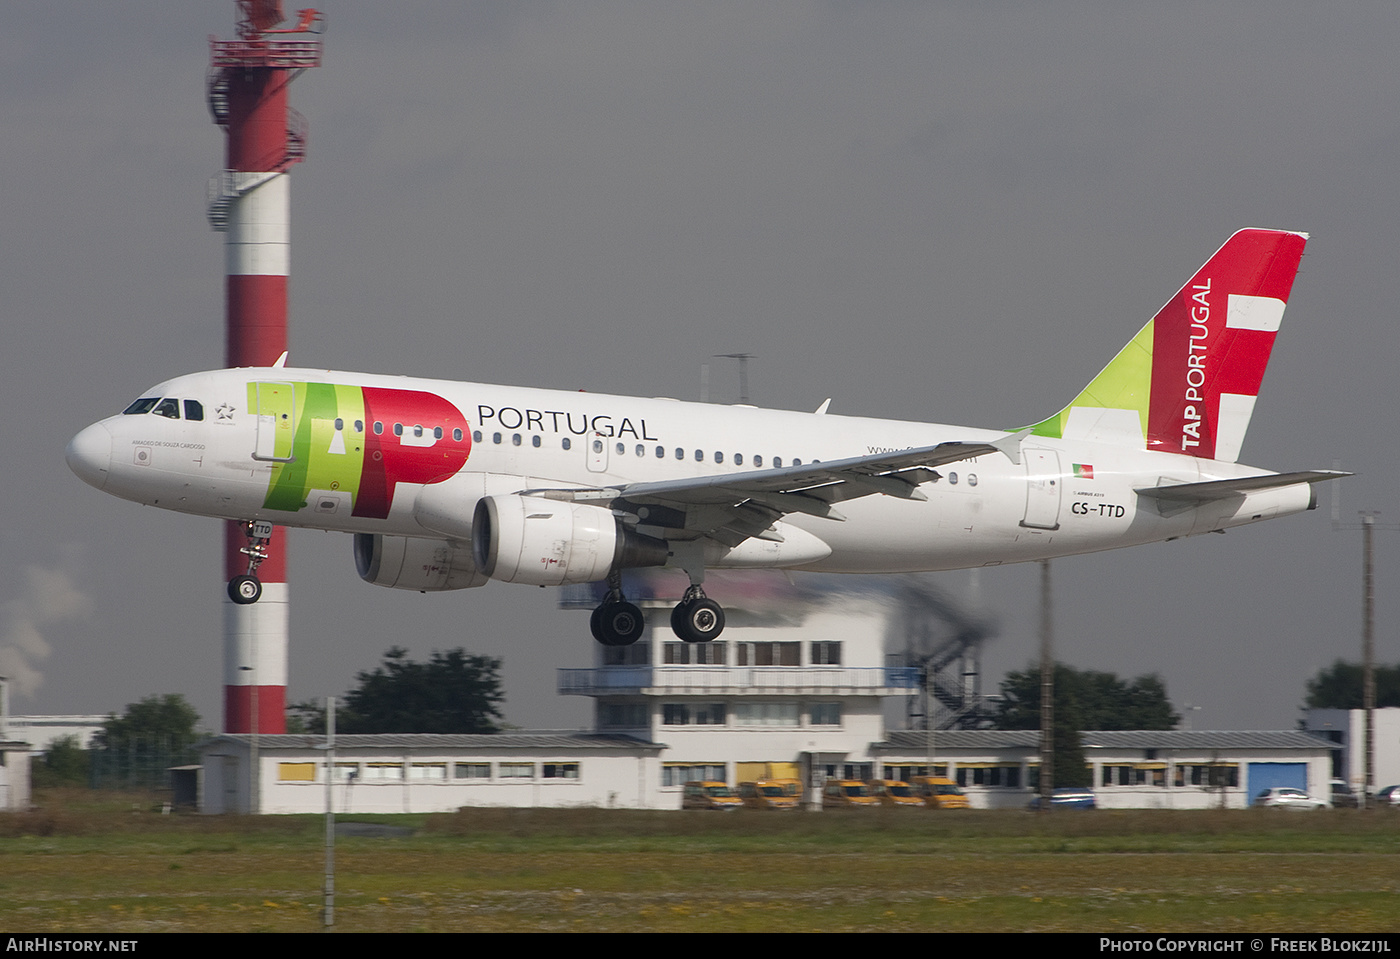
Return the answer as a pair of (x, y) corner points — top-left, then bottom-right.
(1247, 762), (1307, 801)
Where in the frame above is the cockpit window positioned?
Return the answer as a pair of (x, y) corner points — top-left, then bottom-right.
(123, 398), (159, 415)
(153, 398), (181, 419)
(183, 400), (204, 422)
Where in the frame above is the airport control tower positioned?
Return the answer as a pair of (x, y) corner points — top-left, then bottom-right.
(207, 2), (323, 734)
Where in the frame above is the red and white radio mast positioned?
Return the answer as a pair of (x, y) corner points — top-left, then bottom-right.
(208, 2), (323, 735)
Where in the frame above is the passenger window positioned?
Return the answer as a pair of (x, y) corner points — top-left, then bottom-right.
(636, 445), (645, 457)
(154, 398), (180, 419)
(493, 433), (502, 444)
(793, 459), (802, 466)
(694, 450), (703, 462)
(563, 437), (572, 451)
(675, 448), (684, 460)
(754, 455), (763, 467)
(714, 451), (724, 464)
(532, 435), (541, 448)
(123, 398), (159, 415)
(593, 439), (604, 454)
(656, 446), (665, 459)
(393, 423), (403, 437)
(333, 418), (344, 431)
(184, 400), (205, 422)
(773, 457), (782, 468)
(616, 442), (625, 455)
(412, 425), (423, 438)
(472, 430), (482, 443)
(433, 427), (443, 439)
(454, 428), (463, 441)
(355, 420), (364, 433)
(374, 421), (383, 434)
(513, 434), (522, 446)
(734, 453), (743, 466)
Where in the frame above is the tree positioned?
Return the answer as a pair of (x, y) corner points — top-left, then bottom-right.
(93, 694), (202, 753)
(89, 694), (203, 789)
(1304, 660), (1400, 710)
(292, 646), (505, 734)
(995, 663), (1180, 790)
(996, 663), (1180, 732)
(31, 734), (90, 789)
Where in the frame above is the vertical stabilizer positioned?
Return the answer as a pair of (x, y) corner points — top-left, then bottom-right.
(1029, 229), (1307, 461)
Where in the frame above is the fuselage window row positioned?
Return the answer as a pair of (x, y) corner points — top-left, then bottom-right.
(132, 400), (808, 467)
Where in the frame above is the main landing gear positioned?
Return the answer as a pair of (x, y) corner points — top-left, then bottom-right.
(589, 574), (727, 647)
(227, 520), (273, 605)
(590, 570), (645, 647)
(670, 585), (725, 644)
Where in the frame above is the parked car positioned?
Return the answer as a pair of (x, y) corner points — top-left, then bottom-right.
(1027, 787), (1096, 810)
(866, 779), (924, 809)
(682, 781), (743, 811)
(1253, 787), (1327, 810)
(909, 776), (972, 810)
(1329, 779), (1359, 809)
(1373, 785), (1400, 807)
(821, 780), (880, 809)
(738, 780), (802, 810)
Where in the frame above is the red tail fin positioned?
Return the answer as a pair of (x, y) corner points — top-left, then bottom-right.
(1145, 229), (1306, 461)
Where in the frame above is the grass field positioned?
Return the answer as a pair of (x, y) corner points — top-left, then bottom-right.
(2, 789), (1398, 932)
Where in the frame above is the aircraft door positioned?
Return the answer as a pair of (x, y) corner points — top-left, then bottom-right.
(252, 382), (297, 463)
(586, 431), (609, 473)
(1020, 448), (1062, 530)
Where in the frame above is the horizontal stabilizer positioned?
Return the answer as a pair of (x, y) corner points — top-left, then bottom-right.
(1134, 469), (1350, 504)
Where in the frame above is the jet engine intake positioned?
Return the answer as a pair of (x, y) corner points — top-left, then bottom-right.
(354, 533), (488, 591)
(472, 495), (668, 586)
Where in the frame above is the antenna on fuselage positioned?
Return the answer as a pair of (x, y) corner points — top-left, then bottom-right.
(714, 352), (755, 405)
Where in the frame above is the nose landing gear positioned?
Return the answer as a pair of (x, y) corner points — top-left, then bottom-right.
(227, 520), (274, 605)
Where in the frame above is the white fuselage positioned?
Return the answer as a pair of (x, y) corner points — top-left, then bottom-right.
(66, 365), (1313, 577)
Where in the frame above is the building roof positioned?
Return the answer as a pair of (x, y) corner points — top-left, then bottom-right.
(874, 729), (1335, 752)
(199, 731), (662, 752)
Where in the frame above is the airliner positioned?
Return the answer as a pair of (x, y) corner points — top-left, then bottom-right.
(67, 229), (1345, 646)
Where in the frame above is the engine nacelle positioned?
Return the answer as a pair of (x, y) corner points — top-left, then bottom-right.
(472, 495), (668, 586)
(354, 533), (489, 591)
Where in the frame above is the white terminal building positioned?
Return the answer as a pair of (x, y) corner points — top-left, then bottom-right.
(197, 572), (1336, 814)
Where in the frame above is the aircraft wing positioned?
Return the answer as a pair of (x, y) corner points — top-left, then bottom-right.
(525, 431), (1027, 546)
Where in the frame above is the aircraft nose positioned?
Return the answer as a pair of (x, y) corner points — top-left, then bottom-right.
(66, 422), (113, 491)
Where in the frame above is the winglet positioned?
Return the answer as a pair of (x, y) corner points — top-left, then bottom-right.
(272, 351), (289, 369)
(990, 429), (1029, 466)
(814, 399), (832, 415)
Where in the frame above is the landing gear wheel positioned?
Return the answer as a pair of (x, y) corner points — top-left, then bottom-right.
(232, 520), (273, 605)
(671, 597), (725, 643)
(592, 601), (645, 646)
(228, 574), (263, 605)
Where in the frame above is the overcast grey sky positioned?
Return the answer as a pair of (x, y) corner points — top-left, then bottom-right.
(4, 2), (1396, 733)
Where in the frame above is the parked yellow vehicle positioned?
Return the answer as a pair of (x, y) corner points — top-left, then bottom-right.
(738, 779), (802, 810)
(910, 776), (971, 809)
(866, 779), (923, 808)
(821, 779), (880, 809)
(681, 781), (743, 811)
